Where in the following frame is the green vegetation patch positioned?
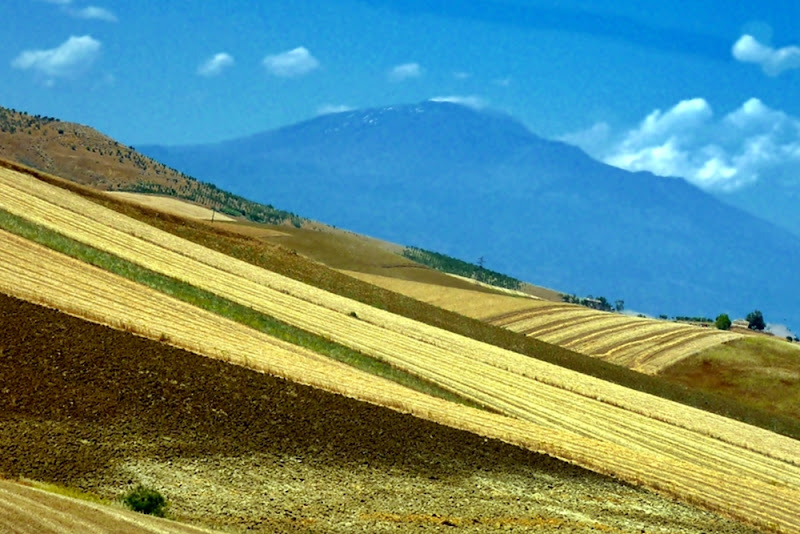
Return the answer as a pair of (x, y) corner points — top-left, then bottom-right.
(122, 485), (167, 517)
(660, 336), (800, 425)
(22, 479), (112, 506)
(402, 246), (522, 290)
(120, 180), (302, 227)
(0, 208), (481, 409)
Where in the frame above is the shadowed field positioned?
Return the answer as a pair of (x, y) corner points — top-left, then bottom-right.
(107, 192), (236, 222)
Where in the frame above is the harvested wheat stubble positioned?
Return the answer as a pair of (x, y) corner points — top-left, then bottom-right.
(491, 303), (739, 373)
(0, 479), (217, 534)
(2, 168), (800, 532)
(339, 270), (541, 319)
(534, 315), (639, 342)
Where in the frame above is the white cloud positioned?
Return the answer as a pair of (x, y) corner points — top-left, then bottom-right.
(429, 95), (487, 110)
(493, 77), (512, 87)
(388, 62), (422, 82)
(453, 71), (471, 80)
(732, 34), (800, 76)
(198, 53), (234, 77)
(262, 47), (319, 77)
(561, 98), (800, 192)
(69, 6), (117, 22)
(39, 1), (118, 22)
(317, 104), (354, 115)
(11, 35), (101, 80)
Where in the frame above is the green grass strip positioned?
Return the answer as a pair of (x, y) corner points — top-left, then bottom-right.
(0, 208), (484, 409)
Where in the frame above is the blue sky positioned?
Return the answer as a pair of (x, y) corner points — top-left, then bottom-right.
(2, 0), (800, 195)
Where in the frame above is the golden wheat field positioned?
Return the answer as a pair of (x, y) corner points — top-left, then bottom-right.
(2, 167), (800, 532)
(340, 270), (542, 317)
(0, 479), (216, 534)
(341, 269), (740, 374)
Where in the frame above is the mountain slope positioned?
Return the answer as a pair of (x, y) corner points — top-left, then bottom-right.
(140, 102), (800, 329)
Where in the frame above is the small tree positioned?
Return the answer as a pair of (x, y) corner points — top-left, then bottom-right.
(715, 313), (732, 331)
(614, 300), (625, 313)
(123, 485), (168, 517)
(746, 310), (766, 331)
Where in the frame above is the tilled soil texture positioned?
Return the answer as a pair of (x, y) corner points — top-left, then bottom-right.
(0, 294), (757, 533)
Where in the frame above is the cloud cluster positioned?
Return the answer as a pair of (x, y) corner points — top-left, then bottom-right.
(41, 0), (118, 22)
(429, 95), (487, 110)
(732, 34), (800, 76)
(388, 62), (422, 82)
(12, 35), (101, 79)
(317, 104), (354, 115)
(263, 47), (319, 77)
(68, 6), (117, 22)
(198, 53), (234, 77)
(562, 97), (800, 192)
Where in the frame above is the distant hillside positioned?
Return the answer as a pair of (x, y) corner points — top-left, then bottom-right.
(402, 246), (523, 290)
(0, 106), (300, 226)
(140, 101), (800, 329)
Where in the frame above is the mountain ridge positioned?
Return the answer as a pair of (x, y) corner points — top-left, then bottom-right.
(140, 101), (800, 330)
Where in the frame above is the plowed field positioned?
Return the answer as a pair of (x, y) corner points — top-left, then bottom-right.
(2, 166), (800, 532)
(0, 294), (758, 533)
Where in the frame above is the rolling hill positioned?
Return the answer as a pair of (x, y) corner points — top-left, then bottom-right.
(0, 106), (300, 225)
(140, 101), (800, 330)
(2, 161), (800, 533)
(0, 293), (755, 533)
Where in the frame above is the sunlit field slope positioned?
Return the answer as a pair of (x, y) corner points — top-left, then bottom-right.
(345, 270), (740, 374)
(2, 165), (800, 532)
(0, 479), (216, 534)
(486, 304), (742, 373)
(660, 335), (800, 421)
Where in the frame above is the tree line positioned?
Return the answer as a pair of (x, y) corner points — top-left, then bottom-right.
(401, 247), (523, 290)
(561, 294), (625, 313)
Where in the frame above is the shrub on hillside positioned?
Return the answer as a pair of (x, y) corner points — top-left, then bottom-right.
(746, 310), (766, 331)
(715, 313), (732, 331)
(122, 485), (168, 517)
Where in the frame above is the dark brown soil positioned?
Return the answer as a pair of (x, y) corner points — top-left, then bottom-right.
(0, 293), (758, 533)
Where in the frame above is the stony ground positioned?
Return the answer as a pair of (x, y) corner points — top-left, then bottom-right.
(0, 293), (760, 533)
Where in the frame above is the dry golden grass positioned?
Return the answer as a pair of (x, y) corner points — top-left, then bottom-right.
(3, 166), (800, 532)
(341, 270), (541, 319)
(660, 336), (800, 422)
(107, 192), (236, 222)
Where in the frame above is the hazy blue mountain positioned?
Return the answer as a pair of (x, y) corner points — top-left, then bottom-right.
(717, 186), (800, 239)
(140, 102), (800, 329)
